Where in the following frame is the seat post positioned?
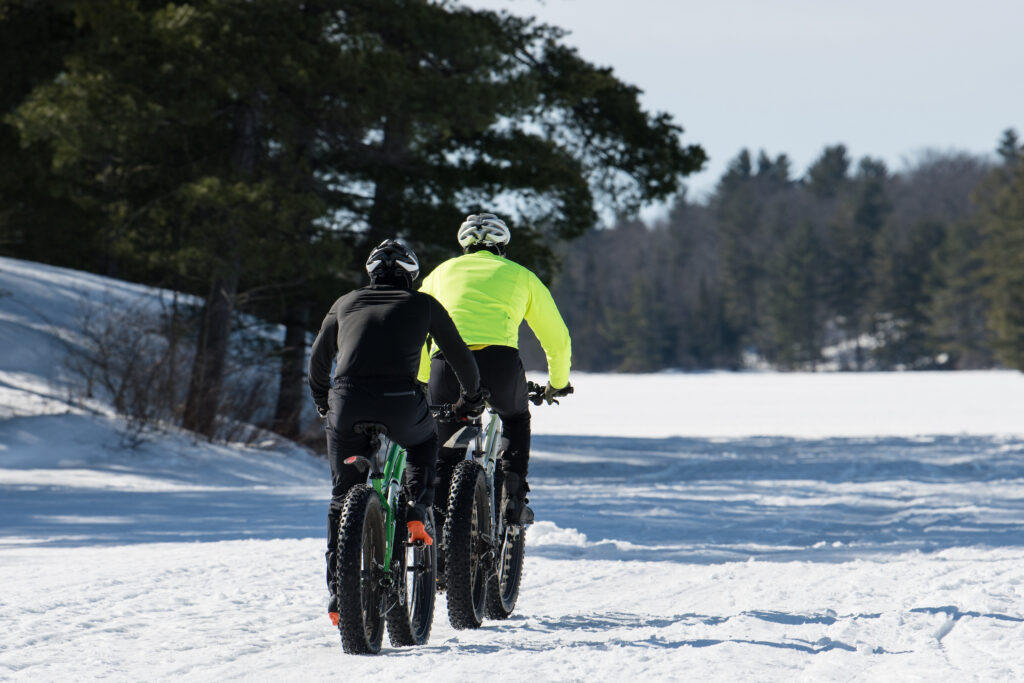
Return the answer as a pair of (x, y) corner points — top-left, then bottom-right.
(354, 422), (389, 479)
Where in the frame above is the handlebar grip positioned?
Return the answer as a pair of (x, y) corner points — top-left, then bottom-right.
(430, 404), (456, 421)
(525, 381), (573, 405)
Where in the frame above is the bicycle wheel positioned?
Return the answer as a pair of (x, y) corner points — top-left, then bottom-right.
(335, 485), (386, 654)
(443, 460), (490, 629)
(486, 522), (526, 619)
(386, 503), (436, 646)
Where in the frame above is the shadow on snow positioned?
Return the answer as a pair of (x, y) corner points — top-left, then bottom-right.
(395, 607), (1022, 657)
(3, 425), (1024, 559)
(0, 413), (327, 548)
(0, 486), (325, 548)
(394, 610), (910, 656)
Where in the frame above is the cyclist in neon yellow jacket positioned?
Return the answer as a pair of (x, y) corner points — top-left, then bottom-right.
(418, 213), (572, 527)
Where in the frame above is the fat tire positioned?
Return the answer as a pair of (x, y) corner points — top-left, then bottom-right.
(486, 523), (526, 619)
(443, 460), (490, 629)
(385, 498), (436, 647)
(335, 485), (386, 654)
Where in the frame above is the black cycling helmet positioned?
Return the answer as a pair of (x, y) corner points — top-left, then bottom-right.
(365, 239), (420, 286)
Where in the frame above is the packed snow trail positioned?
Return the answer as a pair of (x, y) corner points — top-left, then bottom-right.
(4, 411), (1024, 680)
(3, 256), (1024, 680)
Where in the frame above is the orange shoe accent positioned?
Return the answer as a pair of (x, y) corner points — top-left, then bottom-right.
(329, 612), (340, 627)
(407, 520), (433, 546)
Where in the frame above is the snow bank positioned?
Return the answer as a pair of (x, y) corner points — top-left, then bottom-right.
(529, 370), (1024, 438)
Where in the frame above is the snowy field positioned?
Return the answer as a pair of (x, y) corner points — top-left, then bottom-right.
(3, 256), (1024, 681)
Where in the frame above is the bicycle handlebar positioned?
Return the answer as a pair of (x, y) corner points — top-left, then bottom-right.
(430, 380), (573, 420)
(430, 404), (457, 421)
(526, 380), (574, 406)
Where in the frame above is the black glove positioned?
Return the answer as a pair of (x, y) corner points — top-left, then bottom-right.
(453, 389), (486, 418)
(542, 382), (572, 405)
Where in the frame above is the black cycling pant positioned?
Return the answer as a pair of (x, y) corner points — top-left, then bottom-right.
(428, 346), (530, 512)
(323, 377), (437, 593)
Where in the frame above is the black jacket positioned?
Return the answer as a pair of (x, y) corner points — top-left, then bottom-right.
(308, 284), (480, 408)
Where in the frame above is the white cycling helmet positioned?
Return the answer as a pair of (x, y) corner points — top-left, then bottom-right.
(365, 239), (420, 284)
(457, 213), (510, 250)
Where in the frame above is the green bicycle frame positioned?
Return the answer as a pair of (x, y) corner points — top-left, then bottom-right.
(370, 439), (407, 569)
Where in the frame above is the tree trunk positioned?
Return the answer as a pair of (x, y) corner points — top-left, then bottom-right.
(182, 272), (239, 436)
(181, 95), (260, 438)
(271, 299), (310, 440)
(271, 124), (319, 440)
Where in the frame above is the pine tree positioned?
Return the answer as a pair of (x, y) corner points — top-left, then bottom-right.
(334, 1), (705, 278)
(869, 220), (945, 368)
(767, 222), (824, 369)
(806, 145), (851, 198)
(824, 158), (890, 368)
(615, 277), (659, 372)
(689, 278), (735, 368)
(997, 128), (1021, 166)
(976, 159), (1024, 369)
(714, 150), (762, 354)
(928, 218), (992, 368)
(11, 1), (351, 436)
(0, 2), (93, 268)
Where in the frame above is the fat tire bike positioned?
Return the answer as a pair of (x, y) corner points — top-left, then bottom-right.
(333, 422), (437, 655)
(438, 380), (572, 629)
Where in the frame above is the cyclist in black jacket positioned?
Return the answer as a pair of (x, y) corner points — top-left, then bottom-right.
(308, 240), (483, 623)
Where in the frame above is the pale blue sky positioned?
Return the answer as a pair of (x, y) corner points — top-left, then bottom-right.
(461, 0), (1024, 206)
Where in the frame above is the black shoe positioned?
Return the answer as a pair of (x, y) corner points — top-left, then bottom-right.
(502, 472), (534, 526)
(519, 503), (535, 525)
(407, 501), (429, 525)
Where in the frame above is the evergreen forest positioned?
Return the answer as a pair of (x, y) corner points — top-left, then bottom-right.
(549, 136), (1024, 375)
(2, 1), (1022, 444)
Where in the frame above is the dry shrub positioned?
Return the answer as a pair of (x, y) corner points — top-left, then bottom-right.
(64, 292), (285, 447)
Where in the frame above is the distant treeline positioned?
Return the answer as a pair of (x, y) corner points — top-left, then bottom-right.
(547, 133), (1024, 373)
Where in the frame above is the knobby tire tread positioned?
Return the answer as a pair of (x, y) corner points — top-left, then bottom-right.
(485, 524), (526, 620)
(443, 460), (488, 630)
(335, 485), (385, 654)
(385, 496), (436, 647)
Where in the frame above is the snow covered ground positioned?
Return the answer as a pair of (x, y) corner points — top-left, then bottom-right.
(3, 256), (1024, 681)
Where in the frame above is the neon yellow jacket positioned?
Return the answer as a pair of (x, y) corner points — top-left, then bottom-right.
(417, 250), (572, 388)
